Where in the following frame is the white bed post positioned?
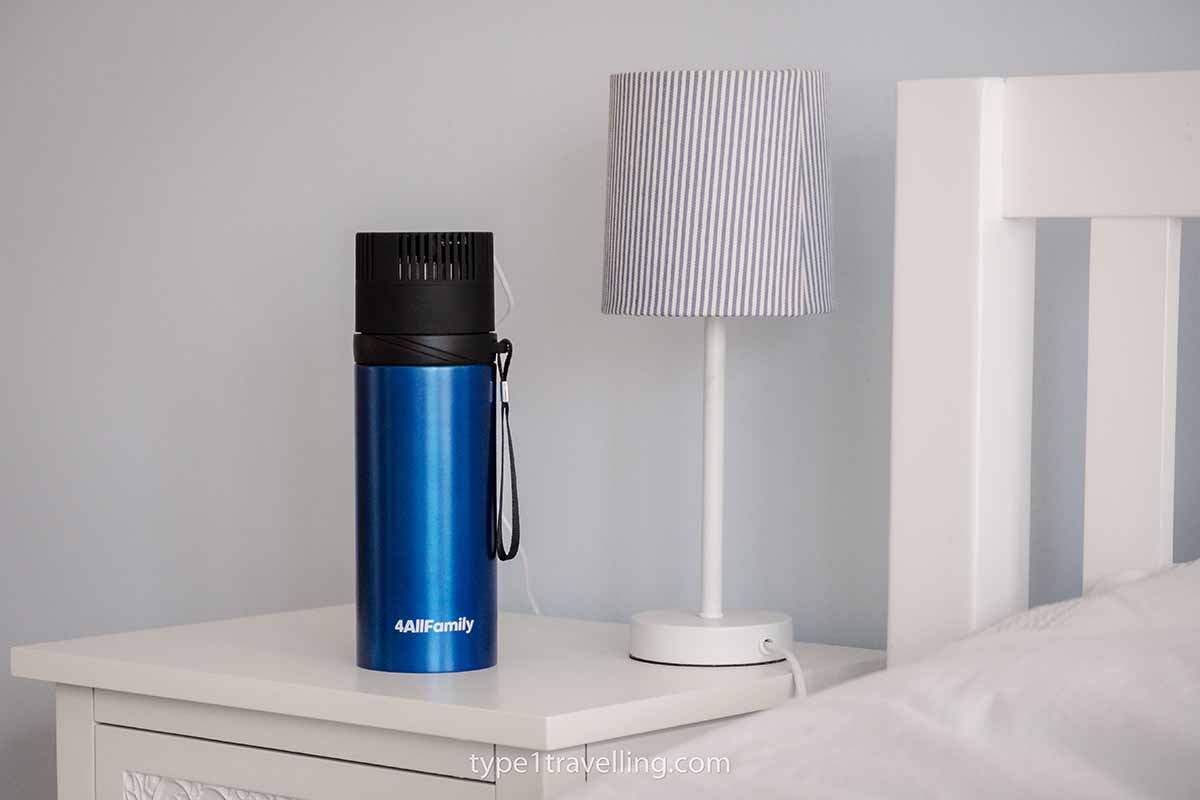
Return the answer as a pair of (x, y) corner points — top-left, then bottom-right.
(888, 78), (1036, 665)
(1082, 218), (1181, 588)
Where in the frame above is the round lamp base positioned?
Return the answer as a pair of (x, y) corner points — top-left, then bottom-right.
(629, 609), (794, 667)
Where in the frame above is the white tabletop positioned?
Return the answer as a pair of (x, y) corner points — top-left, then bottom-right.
(12, 606), (883, 750)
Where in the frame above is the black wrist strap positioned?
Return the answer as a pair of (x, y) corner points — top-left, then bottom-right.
(494, 339), (519, 561)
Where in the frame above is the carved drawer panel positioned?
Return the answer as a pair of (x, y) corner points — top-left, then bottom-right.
(97, 725), (492, 800)
(123, 770), (298, 800)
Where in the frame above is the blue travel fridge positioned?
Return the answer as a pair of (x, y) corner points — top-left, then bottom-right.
(354, 231), (517, 673)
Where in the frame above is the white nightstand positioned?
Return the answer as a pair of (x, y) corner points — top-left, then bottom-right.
(12, 607), (883, 799)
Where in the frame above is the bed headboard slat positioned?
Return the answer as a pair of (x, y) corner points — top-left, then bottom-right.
(1083, 218), (1181, 588)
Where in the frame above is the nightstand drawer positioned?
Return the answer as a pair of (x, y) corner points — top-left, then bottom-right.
(95, 690), (493, 781)
(96, 724), (492, 800)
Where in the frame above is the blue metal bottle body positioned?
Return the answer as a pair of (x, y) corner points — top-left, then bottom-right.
(355, 364), (497, 673)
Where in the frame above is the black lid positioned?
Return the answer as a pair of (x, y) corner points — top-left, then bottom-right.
(356, 232), (495, 335)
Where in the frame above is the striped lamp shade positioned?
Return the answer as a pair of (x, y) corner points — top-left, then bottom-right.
(602, 68), (832, 317)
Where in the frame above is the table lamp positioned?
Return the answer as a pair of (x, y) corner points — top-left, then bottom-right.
(602, 68), (832, 666)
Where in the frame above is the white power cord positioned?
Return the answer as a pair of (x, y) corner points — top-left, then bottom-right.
(495, 256), (515, 325)
(500, 513), (542, 616)
(761, 639), (808, 698)
(494, 256), (541, 616)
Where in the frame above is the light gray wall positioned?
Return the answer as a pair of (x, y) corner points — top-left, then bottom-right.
(2, 0), (1198, 794)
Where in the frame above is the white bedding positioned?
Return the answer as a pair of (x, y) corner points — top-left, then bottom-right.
(572, 562), (1200, 799)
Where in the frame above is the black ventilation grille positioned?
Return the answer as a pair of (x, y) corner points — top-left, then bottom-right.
(355, 232), (495, 335)
(357, 232), (492, 283)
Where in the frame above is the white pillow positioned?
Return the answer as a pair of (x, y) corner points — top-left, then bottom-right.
(981, 560), (1197, 635)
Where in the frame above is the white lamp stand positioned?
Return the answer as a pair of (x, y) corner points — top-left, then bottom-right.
(629, 318), (793, 667)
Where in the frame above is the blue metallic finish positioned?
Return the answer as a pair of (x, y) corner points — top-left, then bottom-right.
(356, 364), (497, 673)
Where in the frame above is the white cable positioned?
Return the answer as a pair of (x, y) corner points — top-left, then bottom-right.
(501, 513), (542, 616)
(762, 639), (808, 698)
(494, 256), (515, 325)
(493, 256), (541, 615)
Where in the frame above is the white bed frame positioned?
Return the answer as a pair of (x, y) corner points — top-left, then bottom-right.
(888, 71), (1199, 665)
